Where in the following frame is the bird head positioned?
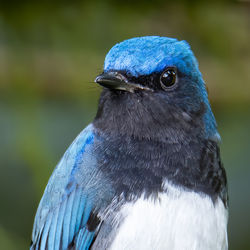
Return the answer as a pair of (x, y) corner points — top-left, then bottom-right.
(94, 36), (218, 142)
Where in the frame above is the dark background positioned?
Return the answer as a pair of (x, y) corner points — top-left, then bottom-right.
(0, 1), (250, 249)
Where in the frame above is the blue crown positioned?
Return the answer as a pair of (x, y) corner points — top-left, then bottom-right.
(104, 36), (200, 77)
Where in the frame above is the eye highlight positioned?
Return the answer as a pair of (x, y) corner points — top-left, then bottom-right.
(160, 67), (177, 90)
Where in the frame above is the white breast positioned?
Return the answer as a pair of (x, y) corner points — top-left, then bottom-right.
(110, 183), (228, 250)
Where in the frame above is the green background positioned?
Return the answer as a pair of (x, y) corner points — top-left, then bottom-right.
(0, 1), (250, 249)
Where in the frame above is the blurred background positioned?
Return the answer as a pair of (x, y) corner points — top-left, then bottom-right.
(0, 0), (249, 249)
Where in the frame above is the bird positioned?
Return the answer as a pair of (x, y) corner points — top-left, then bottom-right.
(30, 36), (228, 250)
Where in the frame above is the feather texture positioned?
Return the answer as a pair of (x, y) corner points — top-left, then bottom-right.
(30, 125), (103, 250)
(30, 36), (228, 250)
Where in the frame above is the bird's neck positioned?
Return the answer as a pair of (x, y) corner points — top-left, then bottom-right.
(92, 90), (225, 205)
(93, 89), (206, 142)
(92, 121), (225, 204)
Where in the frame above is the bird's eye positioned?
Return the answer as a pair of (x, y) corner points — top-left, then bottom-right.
(160, 67), (177, 90)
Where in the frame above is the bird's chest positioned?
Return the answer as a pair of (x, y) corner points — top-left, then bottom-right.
(110, 184), (228, 250)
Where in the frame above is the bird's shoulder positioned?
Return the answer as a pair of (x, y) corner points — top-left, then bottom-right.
(35, 124), (96, 214)
(31, 124), (114, 250)
(199, 139), (228, 206)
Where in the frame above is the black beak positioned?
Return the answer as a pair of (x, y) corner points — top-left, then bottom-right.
(95, 71), (151, 93)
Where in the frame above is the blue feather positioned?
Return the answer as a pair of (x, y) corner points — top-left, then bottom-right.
(30, 125), (101, 250)
(54, 200), (66, 249)
(104, 36), (199, 77)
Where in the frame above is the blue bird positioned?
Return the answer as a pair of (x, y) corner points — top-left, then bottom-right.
(30, 36), (228, 250)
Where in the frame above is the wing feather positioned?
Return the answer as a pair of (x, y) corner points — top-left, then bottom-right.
(47, 206), (59, 249)
(30, 124), (105, 250)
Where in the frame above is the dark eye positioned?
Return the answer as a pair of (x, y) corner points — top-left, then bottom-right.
(160, 67), (177, 90)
